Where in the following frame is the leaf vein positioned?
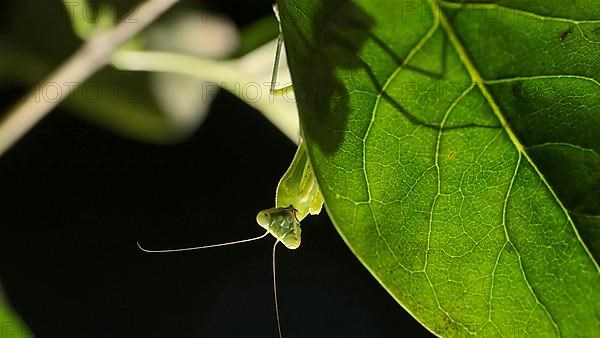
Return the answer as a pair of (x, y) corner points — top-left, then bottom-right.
(484, 75), (600, 87)
(527, 142), (600, 157)
(360, 14), (441, 276)
(439, 1), (600, 44)
(439, 0), (600, 24)
(431, 0), (600, 274)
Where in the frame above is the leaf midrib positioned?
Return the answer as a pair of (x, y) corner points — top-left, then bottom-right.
(428, 0), (600, 271)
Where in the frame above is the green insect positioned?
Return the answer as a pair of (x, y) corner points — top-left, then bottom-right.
(257, 3), (324, 252)
(257, 139), (324, 250)
(138, 5), (324, 338)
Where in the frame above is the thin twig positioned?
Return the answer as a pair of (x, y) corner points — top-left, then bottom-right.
(0, 0), (182, 157)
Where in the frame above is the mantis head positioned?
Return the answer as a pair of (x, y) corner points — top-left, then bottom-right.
(256, 206), (301, 250)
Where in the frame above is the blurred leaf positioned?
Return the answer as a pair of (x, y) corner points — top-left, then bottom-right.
(0, 283), (34, 338)
(234, 15), (279, 58)
(146, 10), (239, 132)
(63, 0), (96, 39)
(279, 0), (600, 336)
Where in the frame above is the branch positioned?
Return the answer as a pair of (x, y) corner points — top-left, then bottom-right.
(0, 0), (182, 157)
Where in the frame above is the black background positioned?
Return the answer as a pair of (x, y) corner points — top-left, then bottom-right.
(0, 1), (432, 337)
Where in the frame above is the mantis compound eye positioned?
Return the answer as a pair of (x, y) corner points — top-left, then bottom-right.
(256, 211), (272, 228)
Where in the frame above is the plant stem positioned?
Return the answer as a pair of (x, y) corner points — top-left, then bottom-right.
(111, 50), (300, 142)
(0, 0), (182, 157)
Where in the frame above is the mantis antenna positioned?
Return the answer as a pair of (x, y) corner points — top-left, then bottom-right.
(273, 241), (283, 338)
(136, 231), (269, 253)
(137, 228), (287, 338)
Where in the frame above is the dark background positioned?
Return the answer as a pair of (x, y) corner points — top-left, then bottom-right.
(0, 1), (432, 337)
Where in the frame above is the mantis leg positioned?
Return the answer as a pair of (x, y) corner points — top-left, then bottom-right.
(270, 4), (294, 97)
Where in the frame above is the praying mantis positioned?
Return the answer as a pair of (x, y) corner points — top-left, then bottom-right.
(256, 2), (325, 254)
(138, 5), (324, 338)
(262, 4), (324, 250)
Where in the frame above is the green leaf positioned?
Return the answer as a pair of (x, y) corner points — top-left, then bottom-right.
(278, 0), (600, 335)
